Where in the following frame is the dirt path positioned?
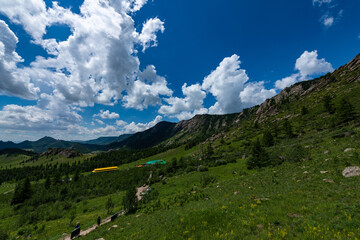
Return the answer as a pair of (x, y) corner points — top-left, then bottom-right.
(61, 173), (152, 239)
(61, 213), (123, 240)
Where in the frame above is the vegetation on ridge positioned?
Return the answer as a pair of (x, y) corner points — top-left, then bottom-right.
(0, 54), (359, 239)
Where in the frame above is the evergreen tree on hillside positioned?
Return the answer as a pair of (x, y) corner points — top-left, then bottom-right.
(337, 98), (356, 123)
(11, 178), (32, 205)
(324, 95), (335, 114)
(246, 139), (271, 169)
(44, 176), (51, 189)
(262, 131), (274, 147)
(301, 106), (309, 115)
(123, 187), (138, 214)
(283, 119), (294, 138)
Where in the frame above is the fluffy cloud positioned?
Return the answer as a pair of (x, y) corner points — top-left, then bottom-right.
(275, 74), (300, 89)
(0, 0), (169, 107)
(240, 81), (276, 108)
(202, 55), (249, 114)
(0, 20), (39, 99)
(0, 0), (171, 140)
(115, 119), (127, 127)
(160, 55), (277, 119)
(295, 50), (333, 79)
(94, 110), (120, 119)
(121, 115), (163, 133)
(138, 17), (165, 52)
(159, 83), (207, 119)
(123, 65), (172, 110)
(275, 50), (333, 89)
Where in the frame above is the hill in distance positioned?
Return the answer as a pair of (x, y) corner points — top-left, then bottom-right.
(0, 53), (359, 239)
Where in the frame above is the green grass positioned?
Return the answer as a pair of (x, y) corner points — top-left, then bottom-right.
(78, 125), (360, 239)
(0, 154), (32, 168)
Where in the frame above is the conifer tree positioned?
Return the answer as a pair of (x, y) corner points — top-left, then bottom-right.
(123, 187), (138, 214)
(262, 130), (274, 147)
(246, 139), (271, 169)
(11, 178), (32, 205)
(283, 119), (294, 138)
(301, 106), (309, 115)
(324, 95), (335, 114)
(337, 98), (355, 123)
(44, 176), (51, 189)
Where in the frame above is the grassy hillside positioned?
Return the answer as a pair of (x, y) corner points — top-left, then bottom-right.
(0, 54), (359, 239)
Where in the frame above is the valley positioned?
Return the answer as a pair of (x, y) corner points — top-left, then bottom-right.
(0, 53), (359, 239)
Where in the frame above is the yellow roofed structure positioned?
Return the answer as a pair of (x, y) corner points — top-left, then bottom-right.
(92, 166), (118, 173)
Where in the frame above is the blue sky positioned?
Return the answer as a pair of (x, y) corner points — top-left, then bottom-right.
(0, 0), (359, 141)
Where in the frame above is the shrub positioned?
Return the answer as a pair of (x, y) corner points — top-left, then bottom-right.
(197, 166), (209, 172)
(200, 175), (217, 188)
(0, 229), (9, 240)
(283, 145), (310, 163)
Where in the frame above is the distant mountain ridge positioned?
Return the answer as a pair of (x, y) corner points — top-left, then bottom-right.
(73, 134), (132, 145)
(1, 53), (359, 154)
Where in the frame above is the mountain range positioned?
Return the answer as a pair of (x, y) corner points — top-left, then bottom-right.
(1, 53), (359, 154)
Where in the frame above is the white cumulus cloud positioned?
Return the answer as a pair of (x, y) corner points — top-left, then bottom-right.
(0, 20), (39, 99)
(202, 55), (249, 114)
(94, 110), (120, 119)
(0, 0), (172, 140)
(138, 17), (165, 52)
(159, 83), (207, 120)
(121, 115), (163, 133)
(275, 50), (333, 89)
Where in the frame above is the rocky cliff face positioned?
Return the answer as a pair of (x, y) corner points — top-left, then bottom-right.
(255, 53), (360, 122)
(40, 148), (81, 158)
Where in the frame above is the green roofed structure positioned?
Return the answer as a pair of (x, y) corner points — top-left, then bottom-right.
(145, 160), (166, 165)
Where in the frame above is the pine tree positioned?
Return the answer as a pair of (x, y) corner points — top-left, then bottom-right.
(11, 178), (32, 205)
(44, 176), (51, 189)
(283, 119), (294, 138)
(337, 98), (355, 123)
(301, 106), (309, 115)
(123, 187), (138, 214)
(262, 130), (274, 147)
(324, 95), (335, 114)
(74, 170), (80, 182)
(246, 139), (271, 169)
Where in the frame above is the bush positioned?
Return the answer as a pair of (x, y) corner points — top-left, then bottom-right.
(197, 165), (209, 172)
(0, 229), (9, 240)
(283, 145), (310, 163)
(200, 175), (217, 187)
(214, 159), (227, 166)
